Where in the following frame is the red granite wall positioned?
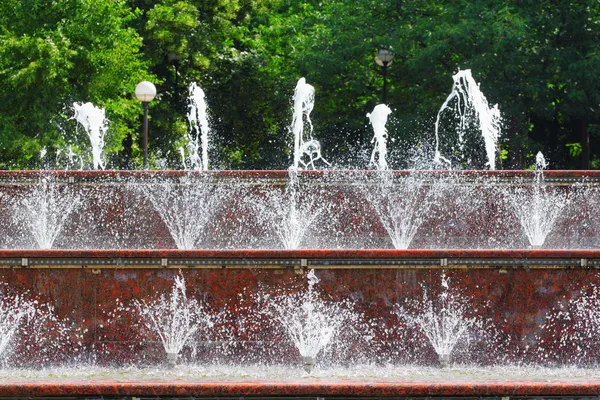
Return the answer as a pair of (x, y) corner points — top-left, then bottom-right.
(0, 171), (598, 368)
(1, 266), (599, 367)
(0, 170), (598, 250)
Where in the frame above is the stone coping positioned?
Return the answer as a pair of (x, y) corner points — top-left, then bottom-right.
(0, 169), (599, 180)
(1, 249), (600, 269)
(0, 379), (599, 397)
(1, 248), (600, 258)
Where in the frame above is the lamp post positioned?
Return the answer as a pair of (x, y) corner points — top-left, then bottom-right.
(375, 49), (394, 104)
(135, 81), (157, 169)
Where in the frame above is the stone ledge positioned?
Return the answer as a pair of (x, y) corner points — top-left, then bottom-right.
(0, 169), (599, 183)
(0, 379), (599, 397)
(1, 249), (600, 269)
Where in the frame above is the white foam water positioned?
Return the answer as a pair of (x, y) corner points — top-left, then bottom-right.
(367, 104), (392, 171)
(72, 102), (108, 170)
(182, 82), (210, 170)
(290, 78), (330, 170)
(434, 70), (502, 170)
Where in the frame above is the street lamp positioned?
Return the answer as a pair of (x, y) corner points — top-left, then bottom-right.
(135, 81), (157, 169)
(375, 49), (394, 104)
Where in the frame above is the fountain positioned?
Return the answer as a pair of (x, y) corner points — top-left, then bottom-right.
(290, 78), (330, 170)
(181, 82), (210, 170)
(360, 104), (445, 250)
(132, 274), (216, 367)
(367, 104), (392, 171)
(137, 175), (228, 249)
(395, 273), (490, 367)
(246, 82), (333, 250)
(0, 282), (82, 367)
(434, 69), (502, 169)
(0, 290), (37, 362)
(72, 102), (109, 170)
(251, 269), (369, 373)
(568, 286), (600, 358)
(0, 70), (599, 399)
(11, 176), (81, 249)
(0, 172), (597, 396)
(504, 152), (572, 248)
(359, 172), (445, 249)
(249, 169), (329, 250)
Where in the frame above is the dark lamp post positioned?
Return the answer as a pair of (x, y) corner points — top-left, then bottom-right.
(375, 49), (394, 104)
(135, 81), (157, 169)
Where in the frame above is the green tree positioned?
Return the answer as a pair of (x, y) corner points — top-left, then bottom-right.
(248, 0), (600, 169)
(2, 0), (599, 170)
(389, 0), (600, 168)
(0, 0), (151, 169)
(124, 0), (282, 168)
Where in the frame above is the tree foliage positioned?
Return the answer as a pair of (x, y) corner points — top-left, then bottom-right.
(0, 0), (150, 168)
(0, 0), (598, 169)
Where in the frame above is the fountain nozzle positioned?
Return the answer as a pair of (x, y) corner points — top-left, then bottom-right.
(438, 353), (451, 368)
(166, 352), (178, 368)
(302, 356), (315, 373)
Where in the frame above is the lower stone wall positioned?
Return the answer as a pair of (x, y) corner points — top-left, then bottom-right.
(1, 266), (599, 367)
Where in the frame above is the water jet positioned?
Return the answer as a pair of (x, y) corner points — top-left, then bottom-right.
(0, 71), (598, 399)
